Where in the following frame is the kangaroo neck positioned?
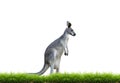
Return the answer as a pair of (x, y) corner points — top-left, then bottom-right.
(60, 30), (69, 42)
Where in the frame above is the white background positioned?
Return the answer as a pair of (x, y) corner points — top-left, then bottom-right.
(0, 0), (120, 74)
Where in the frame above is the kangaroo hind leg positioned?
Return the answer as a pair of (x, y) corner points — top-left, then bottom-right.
(48, 51), (57, 74)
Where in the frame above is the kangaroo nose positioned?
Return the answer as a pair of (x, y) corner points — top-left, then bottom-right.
(73, 33), (76, 36)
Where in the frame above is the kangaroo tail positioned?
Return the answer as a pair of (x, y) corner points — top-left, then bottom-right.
(27, 63), (49, 75)
(36, 63), (49, 75)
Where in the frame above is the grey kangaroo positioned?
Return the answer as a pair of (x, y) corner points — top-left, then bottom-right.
(32, 21), (76, 75)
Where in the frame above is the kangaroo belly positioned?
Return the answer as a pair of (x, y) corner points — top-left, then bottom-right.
(56, 46), (64, 55)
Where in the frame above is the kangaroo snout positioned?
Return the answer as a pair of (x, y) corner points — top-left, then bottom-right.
(73, 33), (76, 36)
(71, 32), (76, 36)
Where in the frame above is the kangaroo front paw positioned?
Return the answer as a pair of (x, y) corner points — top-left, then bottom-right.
(64, 53), (68, 56)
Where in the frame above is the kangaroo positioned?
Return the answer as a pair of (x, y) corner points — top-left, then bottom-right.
(31, 21), (76, 75)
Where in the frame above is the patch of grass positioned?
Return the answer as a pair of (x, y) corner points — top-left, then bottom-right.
(0, 73), (120, 83)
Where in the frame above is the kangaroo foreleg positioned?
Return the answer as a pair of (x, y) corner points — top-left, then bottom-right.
(64, 45), (69, 56)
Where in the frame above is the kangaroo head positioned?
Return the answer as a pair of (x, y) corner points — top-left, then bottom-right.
(66, 21), (76, 36)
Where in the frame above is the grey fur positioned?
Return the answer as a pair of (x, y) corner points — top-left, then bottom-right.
(32, 21), (76, 75)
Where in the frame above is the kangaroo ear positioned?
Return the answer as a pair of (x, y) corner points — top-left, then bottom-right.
(67, 21), (72, 28)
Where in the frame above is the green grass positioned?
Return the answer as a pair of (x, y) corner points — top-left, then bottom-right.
(0, 73), (120, 83)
